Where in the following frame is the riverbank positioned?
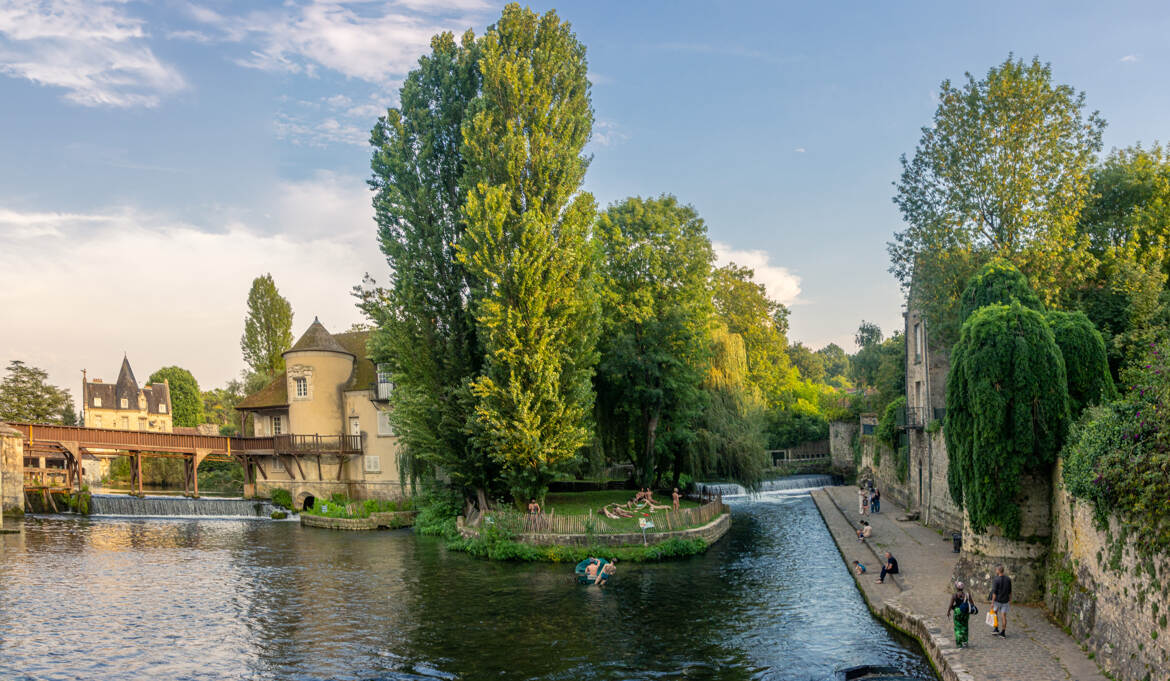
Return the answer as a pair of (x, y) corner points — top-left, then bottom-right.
(811, 485), (1108, 681)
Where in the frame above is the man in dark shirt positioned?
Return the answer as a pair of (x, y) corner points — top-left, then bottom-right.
(988, 565), (1012, 637)
(876, 551), (899, 584)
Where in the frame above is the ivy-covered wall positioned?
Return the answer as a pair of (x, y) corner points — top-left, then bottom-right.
(1047, 461), (1170, 681)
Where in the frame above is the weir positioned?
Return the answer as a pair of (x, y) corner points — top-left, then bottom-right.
(88, 494), (280, 518)
(697, 473), (834, 498)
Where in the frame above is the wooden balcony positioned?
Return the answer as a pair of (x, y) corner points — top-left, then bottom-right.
(272, 434), (363, 455)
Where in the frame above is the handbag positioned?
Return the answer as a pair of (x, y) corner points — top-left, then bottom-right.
(985, 606), (997, 628)
(968, 596), (978, 615)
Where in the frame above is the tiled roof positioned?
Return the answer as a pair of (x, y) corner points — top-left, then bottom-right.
(236, 372), (289, 410)
(334, 330), (375, 391)
(285, 318), (352, 356)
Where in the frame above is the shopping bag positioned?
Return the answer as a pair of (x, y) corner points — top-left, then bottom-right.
(985, 607), (997, 628)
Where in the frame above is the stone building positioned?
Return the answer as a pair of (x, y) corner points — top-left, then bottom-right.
(82, 357), (173, 432)
(236, 318), (402, 508)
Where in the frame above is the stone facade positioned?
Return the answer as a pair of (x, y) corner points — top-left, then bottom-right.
(457, 512), (731, 548)
(301, 510), (416, 531)
(1046, 461), (1170, 681)
(82, 357), (173, 432)
(828, 421), (858, 470)
(1, 425), (23, 517)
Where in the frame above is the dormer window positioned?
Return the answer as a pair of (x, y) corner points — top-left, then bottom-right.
(93, 397), (102, 408)
(120, 398), (128, 409)
(295, 377), (308, 398)
(159, 403), (167, 413)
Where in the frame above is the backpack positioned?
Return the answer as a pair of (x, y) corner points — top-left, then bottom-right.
(958, 595), (977, 615)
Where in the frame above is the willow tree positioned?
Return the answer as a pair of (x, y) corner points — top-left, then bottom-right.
(691, 325), (767, 490)
(1045, 310), (1115, 418)
(891, 55), (1105, 344)
(363, 30), (498, 504)
(457, 5), (598, 502)
(595, 195), (715, 486)
(958, 260), (1044, 324)
(711, 263), (797, 407)
(945, 302), (1070, 537)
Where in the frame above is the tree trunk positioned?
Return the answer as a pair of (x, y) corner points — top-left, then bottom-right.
(642, 408), (660, 486)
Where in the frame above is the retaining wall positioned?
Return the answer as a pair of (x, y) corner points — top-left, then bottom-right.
(300, 510), (417, 531)
(1, 426), (22, 516)
(1045, 461), (1170, 681)
(458, 512), (731, 548)
(828, 421), (858, 470)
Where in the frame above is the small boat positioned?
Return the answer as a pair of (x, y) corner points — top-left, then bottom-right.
(836, 665), (929, 681)
(575, 557), (607, 585)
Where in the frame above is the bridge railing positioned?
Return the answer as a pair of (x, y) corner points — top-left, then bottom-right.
(7, 423), (355, 456)
(273, 434), (363, 455)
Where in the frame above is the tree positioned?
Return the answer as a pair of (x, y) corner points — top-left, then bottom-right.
(1045, 310), (1116, 418)
(241, 274), (294, 378)
(958, 260), (1044, 325)
(787, 342), (825, 384)
(891, 55), (1106, 339)
(361, 29), (496, 506)
(945, 302), (1070, 537)
(711, 263), (797, 406)
(457, 4), (599, 502)
(595, 195), (714, 487)
(145, 367), (203, 428)
(0, 360), (75, 424)
(855, 321), (883, 348)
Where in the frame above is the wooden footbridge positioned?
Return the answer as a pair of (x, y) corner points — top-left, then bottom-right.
(9, 423), (362, 505)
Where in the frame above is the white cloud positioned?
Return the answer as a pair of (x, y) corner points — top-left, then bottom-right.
(1120, 54), (1138, 63)
(275, 112), (370, 147)
(0, 173), (382, 391)
(712, 242), (802, 306)
(793, 147), (806, 153)
(592, 119), (629, 147)
(0, 0), (185, 107)
(187, 1), (490, 84)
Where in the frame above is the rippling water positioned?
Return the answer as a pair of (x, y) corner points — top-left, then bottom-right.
(0, 492), (935, 681)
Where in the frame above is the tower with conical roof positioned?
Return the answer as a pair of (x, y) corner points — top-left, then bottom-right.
(283, 317), (355, 436)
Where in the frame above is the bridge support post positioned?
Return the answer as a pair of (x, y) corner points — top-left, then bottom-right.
(192, 449), (212, 498)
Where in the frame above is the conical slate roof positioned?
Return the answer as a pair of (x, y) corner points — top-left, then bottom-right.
(115, 355), (139, 407)
(284, 317), (353, 356)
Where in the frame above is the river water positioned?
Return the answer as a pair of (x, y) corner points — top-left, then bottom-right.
(0, 491), (935, 681)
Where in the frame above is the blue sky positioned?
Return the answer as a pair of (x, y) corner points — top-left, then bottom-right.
(1, 0), (1168, 393)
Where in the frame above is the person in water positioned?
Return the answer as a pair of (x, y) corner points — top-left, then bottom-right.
(672, 488), (681, 511)
(595, 559), (617, 586)
(947, 581), (976, 648)
(584, 558), (600, 580)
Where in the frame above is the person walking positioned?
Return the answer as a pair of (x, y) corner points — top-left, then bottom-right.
(858, 487), (869, 516)
(988, 565), (1012, 637)
(947, 581), (976, 648)
(871, 488), (881, 513)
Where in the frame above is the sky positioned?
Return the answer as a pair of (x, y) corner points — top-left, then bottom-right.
(1, 0), (1168, 395)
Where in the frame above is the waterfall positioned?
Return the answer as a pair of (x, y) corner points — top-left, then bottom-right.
(88, 494), (280, 518)
(696, 473), (835, 498)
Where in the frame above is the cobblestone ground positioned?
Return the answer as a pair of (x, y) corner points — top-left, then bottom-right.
(812, 486), (1108, 681)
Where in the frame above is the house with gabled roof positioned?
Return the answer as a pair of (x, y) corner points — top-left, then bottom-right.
(236, 318), (401, 508)
(82, 356), (173, 432)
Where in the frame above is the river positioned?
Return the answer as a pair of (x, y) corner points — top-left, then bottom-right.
(0, 491), (935, 681)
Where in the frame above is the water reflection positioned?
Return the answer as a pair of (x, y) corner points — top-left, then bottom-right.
(0, 494), (935, 681)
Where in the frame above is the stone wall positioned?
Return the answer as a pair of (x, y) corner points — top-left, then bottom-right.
(1, 426), (23, 516)
(859, 418), (961, 533)
(828, 421), (858, 470)
(458, 512), (731, 548)
(301, 510), (416, 531)
(1045, 461), (1170, 681)
(256, 479), (407, 510)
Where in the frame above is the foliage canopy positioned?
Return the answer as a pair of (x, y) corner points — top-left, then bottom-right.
(147, 366), (204, 428)
(240, 274), (293, 379)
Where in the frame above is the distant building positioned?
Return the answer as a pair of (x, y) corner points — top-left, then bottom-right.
(83, 357), (173, 432)
(235, 318), (401, 508)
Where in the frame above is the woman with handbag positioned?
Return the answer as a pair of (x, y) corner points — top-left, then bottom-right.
(946, 581), (977, 648)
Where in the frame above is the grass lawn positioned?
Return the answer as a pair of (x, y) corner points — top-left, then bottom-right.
(540, 490), (703, 533)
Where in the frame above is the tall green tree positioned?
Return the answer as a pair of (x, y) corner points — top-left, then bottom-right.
(958, 259), (1044, 324)
(787, 342), (826, 384)
(711, 263), (797, 406)
(815, 343), (851, 386)
(946, 302), (1070, 537)
(148, 367), (204, 428)
(0, 360), (74, 424)
(241, 274), (294, 378)
(457, 4), (599, 502)
(361, 29), (496, 505)
(595, 195), (715, 486)
(891, 55), (1106, 343)
(1045, 310), (1116, 418)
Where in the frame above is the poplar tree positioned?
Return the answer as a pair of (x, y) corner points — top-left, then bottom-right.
(240, 274), (293, 378)
(457, 4), (599, 502)
(363, 31), (497, 504)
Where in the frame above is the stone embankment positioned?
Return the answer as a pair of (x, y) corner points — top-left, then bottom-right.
(812, 485), (1109, 681)
(456, 511), (730, 547)
(300, 510), (417, 530)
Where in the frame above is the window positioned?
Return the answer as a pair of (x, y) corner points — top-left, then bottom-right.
(376, 364), (392, 400)
(377, 410), (393, 436)
(861, 423), (875, 435)
(93, 397), (102, 408)
(94, 415), (102, 427)
(120, 398), (129, 409)
(120, 417), (129, 429)
(159, 403), (167, 413)
(272, 415), (283, 435)
(138, 418), (147, 430)
(364, 455), (381, 473)
(294, 377), (308, 398)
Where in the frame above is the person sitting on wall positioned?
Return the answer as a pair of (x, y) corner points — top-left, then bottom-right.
(853, 560), (867, 575)
(875, 551), (899, 584)
(856, 521), (872, 541)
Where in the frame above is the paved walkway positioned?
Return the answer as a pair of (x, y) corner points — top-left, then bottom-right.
(811, 486), (1108, 681)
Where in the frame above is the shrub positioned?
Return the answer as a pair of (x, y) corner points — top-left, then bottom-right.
(270, 511), (288, 520)
(877, 396), (905, 451)
(270, 488), (293, 510)
(413, 485), (464, 539)
(1046, 309), (1116, 418)
(957, 259), (1044, 326)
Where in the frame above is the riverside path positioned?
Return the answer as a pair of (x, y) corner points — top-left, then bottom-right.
(812, 485), (1109, 681)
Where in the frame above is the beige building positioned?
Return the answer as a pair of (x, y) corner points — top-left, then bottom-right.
(236, 318), (402, 508)
(83, 357), (173, 432)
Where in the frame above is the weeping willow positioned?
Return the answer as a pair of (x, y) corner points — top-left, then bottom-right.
(945, 302), (1070, 537)
(958, 259), (1044, 325)
(1045, 310), (1116, 418)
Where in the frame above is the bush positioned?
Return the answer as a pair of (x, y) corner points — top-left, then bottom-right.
(270, 488), (293, 510)
(270, 511), (288, 520)
(877, 396), (905, 451)
(446, 535), (708, 563)
(413, 485), (464, 539)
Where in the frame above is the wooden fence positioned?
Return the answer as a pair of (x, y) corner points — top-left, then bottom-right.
(515, 498), (728, 535)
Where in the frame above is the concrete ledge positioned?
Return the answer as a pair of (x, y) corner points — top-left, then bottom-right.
(457, 512), (731, 548)
(300, 510), (417, 531)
